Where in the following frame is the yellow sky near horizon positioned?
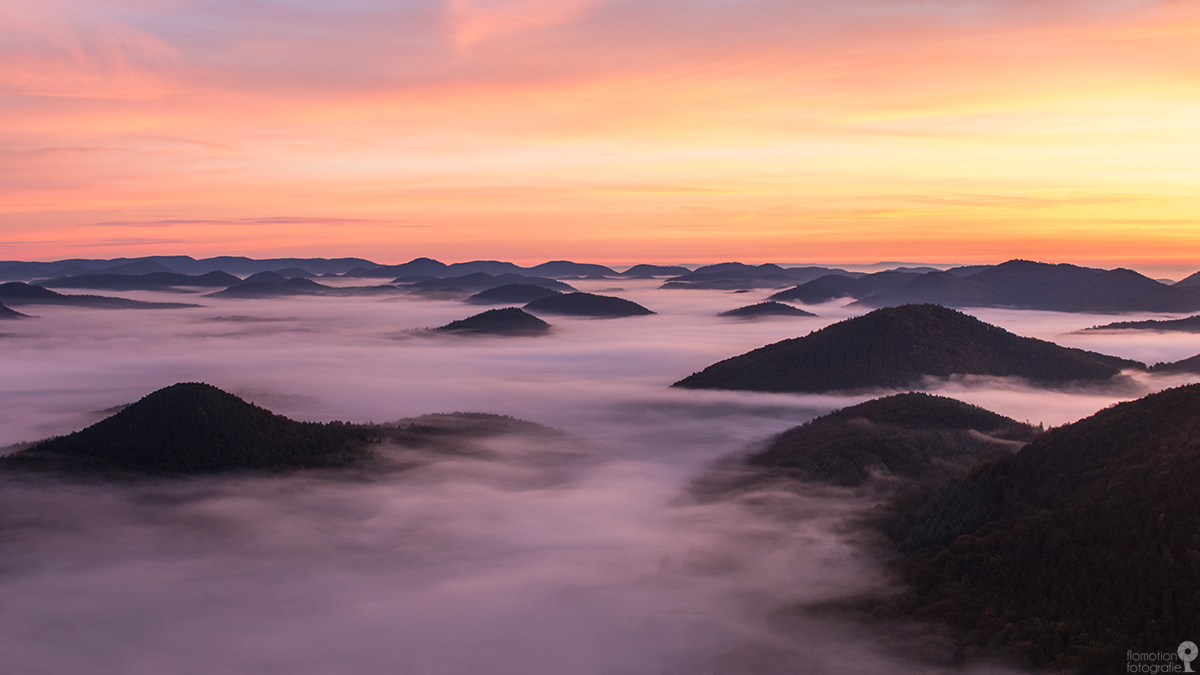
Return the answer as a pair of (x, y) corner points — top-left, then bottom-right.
(2, 0), (1198, 274)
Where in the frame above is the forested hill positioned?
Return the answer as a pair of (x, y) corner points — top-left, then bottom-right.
(674, 304), (1143, 393)
(876, 384), (1200, 671)
(2, 383), (369, 474)
(750, 392), (1038, 487)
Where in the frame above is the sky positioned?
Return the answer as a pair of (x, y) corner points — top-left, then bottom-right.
(2, 0), (1199, 273)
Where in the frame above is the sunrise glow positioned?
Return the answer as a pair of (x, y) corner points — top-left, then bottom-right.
(3, 0), (1199, 272)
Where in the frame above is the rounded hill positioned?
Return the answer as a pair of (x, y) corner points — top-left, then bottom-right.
(751, 393), (1037, 487)
(465, 284), (562, 305)
(718, 301), (816, 318)
(435, 308), (551, 336)
(674, 304), (1142, 393)
(524, 292), (654, 317)
(2, 383), (369, 474)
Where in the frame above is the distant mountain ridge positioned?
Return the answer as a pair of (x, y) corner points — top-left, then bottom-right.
(0, 282), (199, 309)
(845, 260), (1200, 313)
(675, 304), (1143, 393)
(6, 257), (1199, 314)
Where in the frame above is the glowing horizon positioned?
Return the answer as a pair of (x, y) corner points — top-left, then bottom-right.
(3, 0), (1199, 275)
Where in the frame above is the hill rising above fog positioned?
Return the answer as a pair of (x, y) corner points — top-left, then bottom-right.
(436, 308), (551, 336)
(750, 393), (1039, 487)
(718, 301), (816, 318)
(3, 383), (370, 474)
(6, 256), (1200, 314)
(466, 284), (562, 305)
(875, 383), (1200, 671)
(849, 260), (1200, 313)
(524, 292), (654, 317)
(674, 304), (1143, 393)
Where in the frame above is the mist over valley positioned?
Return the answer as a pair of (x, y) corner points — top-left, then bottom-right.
(3, 256), (1200, 673)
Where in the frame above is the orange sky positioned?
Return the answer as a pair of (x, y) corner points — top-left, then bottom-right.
(2, 0), (1199, 275)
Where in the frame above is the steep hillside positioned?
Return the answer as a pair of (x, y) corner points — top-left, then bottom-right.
(874, 384), (1200, 670)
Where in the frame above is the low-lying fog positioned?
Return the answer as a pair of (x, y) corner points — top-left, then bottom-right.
(2, 279), (1198, 674)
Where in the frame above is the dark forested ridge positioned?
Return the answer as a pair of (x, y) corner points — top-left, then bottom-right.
(37, 271), (241, 290)
(465, 284), (562, 305)
(852, 260), (1200, 313)
(871, 384), (1200, 671)
(1083, 314), (1200, 333)
(1, 383), (371, 475)
(436, 308), (551, 335)
(674, 304), (1143, 393)
(750, 393), (1038, 487)
(524, 292), (654, 317)
(0, 302), (28, 318)
(718, 301), (817, 318)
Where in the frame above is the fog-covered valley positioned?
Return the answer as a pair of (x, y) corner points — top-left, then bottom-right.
(3, 277), (1199, 674)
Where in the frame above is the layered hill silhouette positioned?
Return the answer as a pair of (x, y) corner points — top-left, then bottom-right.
(404, 273), (575, 293)
(873, 384), (1200, 670)
(674, 304), (1143, 393)
(1, 383), (370, 474)
(206, 277), (405, 299)
(0, 302), (28, 319)
(662, 263), (859, 290)
(617, 264), (690, 278)
(465, 284), (562, 305)
(524, 292), (654, 317)
(435, 308), (551, 336)
(38, 271), (241, 291)
(854, 260), (1200, 313)
(718, 301), (816, 318)
(770, 271), (921, 304)
(209, 281), (306, 298)
(0, 282), (199, 309)
(750, 393), (1038, 487)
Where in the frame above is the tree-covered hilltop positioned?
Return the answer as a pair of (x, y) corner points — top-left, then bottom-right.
(674, 304), (1143, 393)
(750, 393), (1038, 487)
(2, 383), (371, 475)
(873, 384), (1200, 671)
(524, 292), (654, 317)
(465, 284), (562, 305)
(718, 301), (817, 318)
(436, 307), (551, 336)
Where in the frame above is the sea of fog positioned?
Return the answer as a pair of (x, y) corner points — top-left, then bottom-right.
(2, 279), (1199, 674)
